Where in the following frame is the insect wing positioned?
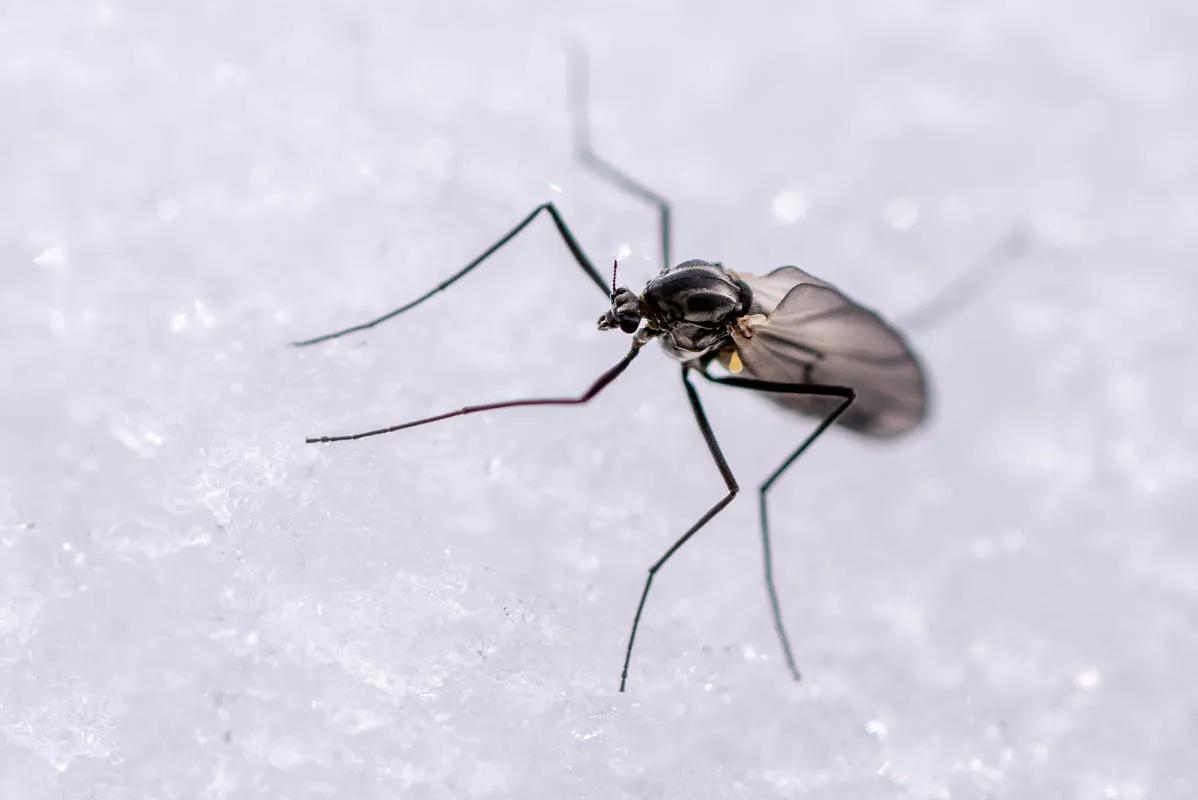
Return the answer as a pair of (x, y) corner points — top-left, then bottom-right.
(731, 274), (928, 437)
(737, 265), (832, 314)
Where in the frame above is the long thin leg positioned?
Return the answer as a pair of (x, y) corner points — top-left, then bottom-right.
(292, 202), (608, 347)
(619, 367), (739, 692)
(569, 46), (673, 270)
(896, 225), (1033, 333)
(306, 343), (642, 444)
(698, 371), (855, 682)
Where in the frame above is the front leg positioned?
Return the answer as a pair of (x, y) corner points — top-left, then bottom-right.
(306, 343), (644, 444)
(292, 202), (609, 347)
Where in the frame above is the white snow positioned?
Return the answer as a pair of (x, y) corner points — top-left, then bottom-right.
(2, 1), (1197, 797)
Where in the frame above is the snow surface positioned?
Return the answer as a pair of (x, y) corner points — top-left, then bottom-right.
(2, 1), (1197, 797)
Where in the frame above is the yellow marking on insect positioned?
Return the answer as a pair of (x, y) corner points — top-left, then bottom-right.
(727, 350), (744, 374)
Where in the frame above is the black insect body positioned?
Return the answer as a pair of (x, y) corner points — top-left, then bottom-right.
(605, 259), (926, 437)
(613, 259), (753, 360)
(297, 53), (932, 692)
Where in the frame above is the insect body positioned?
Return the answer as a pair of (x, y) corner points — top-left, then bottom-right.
(604, 259), (927, 436)
(297, 52), (929, 692)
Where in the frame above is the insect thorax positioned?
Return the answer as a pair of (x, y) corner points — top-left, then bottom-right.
(642, 260), (752, 362)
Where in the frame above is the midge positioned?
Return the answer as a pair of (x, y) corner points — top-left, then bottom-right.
(296, 52), (929, 692)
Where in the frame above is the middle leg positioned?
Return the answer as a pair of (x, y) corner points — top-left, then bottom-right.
(569, 46), (673, 270)
(619, 366), (739, 691)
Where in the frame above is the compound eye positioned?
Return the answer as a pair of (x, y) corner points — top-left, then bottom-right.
(598, 287), (642, 333)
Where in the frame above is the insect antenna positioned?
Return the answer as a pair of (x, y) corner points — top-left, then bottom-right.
(611, 259), (619, 295)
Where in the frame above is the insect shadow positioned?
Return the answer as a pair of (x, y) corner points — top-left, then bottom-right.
(294, 48), (1032, 692)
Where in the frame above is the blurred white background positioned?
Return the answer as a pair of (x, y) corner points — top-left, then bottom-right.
(2, 1), (1196, 797)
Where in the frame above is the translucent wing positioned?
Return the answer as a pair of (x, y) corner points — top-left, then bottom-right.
(737, 265), (833, 314)
(726, 267), (928, 437)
